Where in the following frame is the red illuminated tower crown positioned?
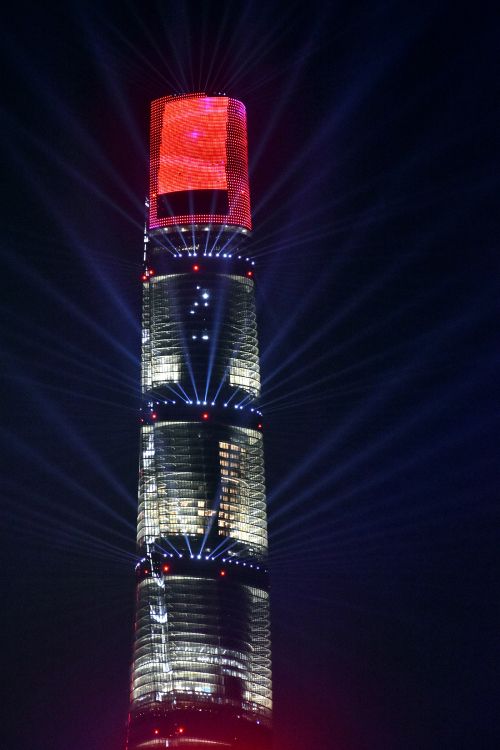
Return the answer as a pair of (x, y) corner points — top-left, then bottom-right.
(149, 93), (251, 231)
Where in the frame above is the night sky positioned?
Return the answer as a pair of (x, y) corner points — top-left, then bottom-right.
(1, 2), (499, 749)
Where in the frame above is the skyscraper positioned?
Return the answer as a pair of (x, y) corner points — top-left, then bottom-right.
(126, 93), (272, 750)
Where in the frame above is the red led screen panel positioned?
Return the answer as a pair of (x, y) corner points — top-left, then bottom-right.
(149, 93), (251, 231)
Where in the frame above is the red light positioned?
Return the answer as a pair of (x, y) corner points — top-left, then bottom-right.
(193, 264), (200, 272)
(177, 727), (185, 735)
(158, 98), (228, 194)
(257, 423), (263, 429)
(220, 569), (226, 577)
(149, 94), (251, 231)
(153, 728), (159, 736)
(246, 270), (253, 277)
(149, 268), (155, 276)
(162, 564), (170, 573)
(141, 274), (148, 281)
(202, 412), (209, 420)
(143, 569), (149, 575)
(152, 412), (157, 420)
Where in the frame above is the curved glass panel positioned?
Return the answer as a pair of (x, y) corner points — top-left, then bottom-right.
(131, 577), (272, 725)
(137, 423), (267, 560)
(141, 274), (260, 401)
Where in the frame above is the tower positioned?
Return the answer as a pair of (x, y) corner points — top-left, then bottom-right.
(127, 93), (272, 750)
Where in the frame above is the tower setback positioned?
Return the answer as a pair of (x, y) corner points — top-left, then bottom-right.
(127, 93), (272, 750)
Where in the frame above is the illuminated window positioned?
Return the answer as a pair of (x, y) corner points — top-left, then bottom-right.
(141, 274), (260, 399)
(218, 431), (267, 555)
(131, 577), (272, 722)
(137, 424), (267, 558)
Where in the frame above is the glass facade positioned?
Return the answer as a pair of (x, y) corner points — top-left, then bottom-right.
(132, 576), (272, 722)
(137, 422), (267, 559)
(141, 274), (260, 400)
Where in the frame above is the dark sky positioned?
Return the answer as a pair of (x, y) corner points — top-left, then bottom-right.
(1, 2), (499, 749)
